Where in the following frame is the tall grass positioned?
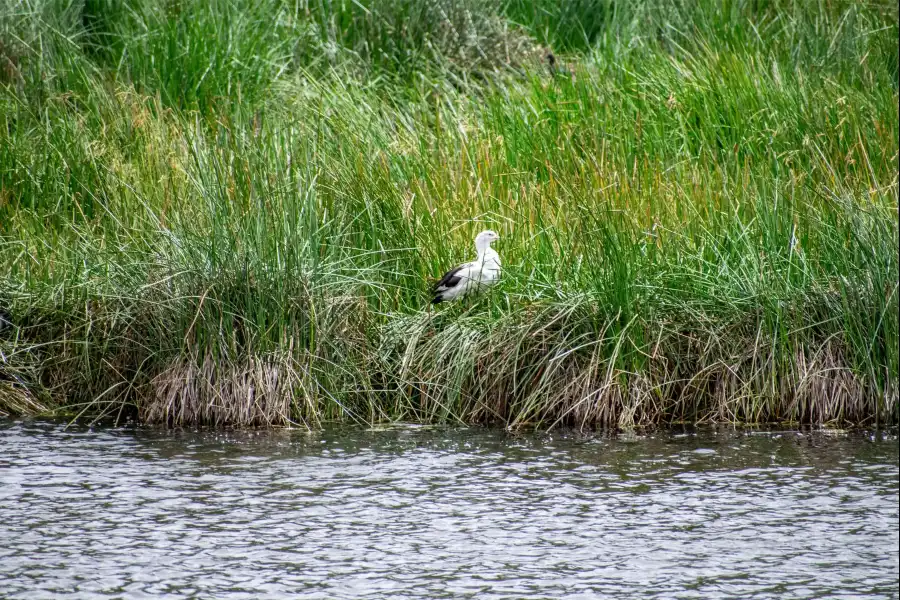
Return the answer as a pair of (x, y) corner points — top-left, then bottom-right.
(0, 0), (897, 427)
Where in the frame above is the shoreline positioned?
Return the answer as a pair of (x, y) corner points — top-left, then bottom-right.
(2, 307), (896, 428)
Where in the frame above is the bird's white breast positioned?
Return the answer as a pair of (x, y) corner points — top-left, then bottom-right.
(474, 251), (501, 286)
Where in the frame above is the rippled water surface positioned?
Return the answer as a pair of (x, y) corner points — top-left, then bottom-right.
(1, 420), (897, 599)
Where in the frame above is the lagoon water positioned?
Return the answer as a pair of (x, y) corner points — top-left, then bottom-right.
(0, 420), (897, 599)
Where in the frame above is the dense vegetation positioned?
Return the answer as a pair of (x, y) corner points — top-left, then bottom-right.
(1, 0), (897, 428)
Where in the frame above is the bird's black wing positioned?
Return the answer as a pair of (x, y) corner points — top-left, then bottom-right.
(432, 265), (464, 293)
(431, 264), (467, 303)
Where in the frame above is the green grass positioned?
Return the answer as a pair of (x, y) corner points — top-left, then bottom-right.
(0, 0), (897, 428)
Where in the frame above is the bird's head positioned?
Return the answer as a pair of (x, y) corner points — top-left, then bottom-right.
(475, 229), (500, 252)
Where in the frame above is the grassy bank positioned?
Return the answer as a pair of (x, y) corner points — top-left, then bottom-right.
(0, 0), (897, 428)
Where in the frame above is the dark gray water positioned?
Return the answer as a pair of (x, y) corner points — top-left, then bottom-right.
(0, 420), (897, 599)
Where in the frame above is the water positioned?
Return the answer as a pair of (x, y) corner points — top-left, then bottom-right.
(0, 420), (897, 599)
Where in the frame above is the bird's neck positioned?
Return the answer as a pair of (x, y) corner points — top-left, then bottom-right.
(475, 240), (492, 257)
(476, 246), (499, 264)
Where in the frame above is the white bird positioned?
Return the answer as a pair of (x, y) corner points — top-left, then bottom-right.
(432, 230), (502, 304)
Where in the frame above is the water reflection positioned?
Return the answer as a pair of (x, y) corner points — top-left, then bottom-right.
(1, 420), (897, 599)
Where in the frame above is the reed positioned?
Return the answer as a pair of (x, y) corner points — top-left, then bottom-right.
(0, 0), (897, 427)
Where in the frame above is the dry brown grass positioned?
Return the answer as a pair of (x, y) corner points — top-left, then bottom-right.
(147, 352), (305, 427)
(0, 339), (50, 418)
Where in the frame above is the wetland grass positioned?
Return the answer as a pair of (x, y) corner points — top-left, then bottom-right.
(0, 0), (897, 427)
